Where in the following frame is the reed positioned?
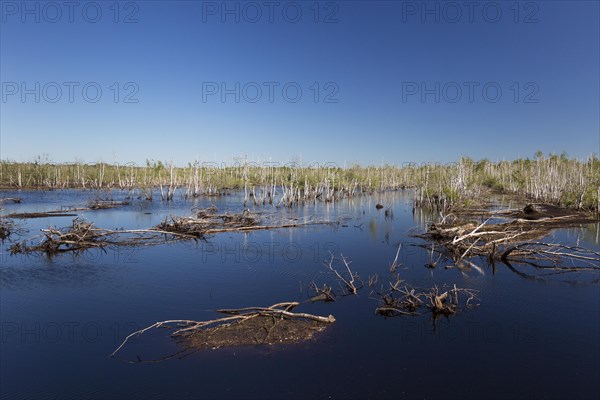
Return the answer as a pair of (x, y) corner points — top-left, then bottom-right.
(409, 155), (600, 212)
(1, 153), (598, 210)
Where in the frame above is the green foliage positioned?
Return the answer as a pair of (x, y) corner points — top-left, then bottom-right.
(481, 176), (504, 191)
(1, 153), (598, 211)
(442, 187), (459, 201)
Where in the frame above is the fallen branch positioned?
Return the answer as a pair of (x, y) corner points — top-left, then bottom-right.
(88, 199), (130, 209)
(375, 277), (479, 317)
(308, 283), (336, 302)
(415, 204), (600, 274)
(502, 242), (600, 262)
(0, 198), (22, 204)
(324, 252), (361, 295)
(0, 218), (27, 239)
(9, 209), (341, 255)
(390, 243), (402, 272)
(110, 302), (335, 358)
(5, 211), (79, 219)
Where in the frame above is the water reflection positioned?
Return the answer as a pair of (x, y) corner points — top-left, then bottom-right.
(0, 189), (598, 400)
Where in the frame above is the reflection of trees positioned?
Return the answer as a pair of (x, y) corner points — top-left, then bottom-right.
(564, 223), (599, 247)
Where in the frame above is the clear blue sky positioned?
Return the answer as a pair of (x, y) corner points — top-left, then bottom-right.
(1, 0), (599, 166)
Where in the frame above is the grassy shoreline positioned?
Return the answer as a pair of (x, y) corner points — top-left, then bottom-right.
(1, 155), (599, 211)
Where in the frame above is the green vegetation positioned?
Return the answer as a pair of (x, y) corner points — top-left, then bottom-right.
(1, 153), (598, 211)
(412, 155), (600, 211)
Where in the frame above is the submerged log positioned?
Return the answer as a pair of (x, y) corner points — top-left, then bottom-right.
(88, 200), (130, 209)
(5, 211), (78, 219)
(0, 198), (22, 204)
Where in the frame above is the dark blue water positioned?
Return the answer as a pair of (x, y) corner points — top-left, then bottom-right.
(1, 189), (598, 399)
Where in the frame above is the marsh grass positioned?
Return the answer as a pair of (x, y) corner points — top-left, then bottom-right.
(1, 154), (598, 210)
(410, 155), (599, 212)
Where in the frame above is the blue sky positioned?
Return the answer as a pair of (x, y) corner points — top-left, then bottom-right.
(1, 0), (599, 166)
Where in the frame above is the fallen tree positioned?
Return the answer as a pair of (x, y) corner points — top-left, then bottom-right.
(414, 204), (600, 275)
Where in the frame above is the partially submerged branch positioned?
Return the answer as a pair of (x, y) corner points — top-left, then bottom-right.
(110, 302), (335, 358)
(88, 199), (130, 210)
(9, 208), (340, 255)
(389, 243), (402, 272)
(0, 197), (22, 204)
(376, 277), (479, 317)
(308, 283), (336, 302)
(0, 218), (27, 240)
(415, 204), (600, 273)
(4, 210), (81, 219)
(324, 252), (362, 295)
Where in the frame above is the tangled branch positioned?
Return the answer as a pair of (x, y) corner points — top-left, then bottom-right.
(415, 204), (599, 274)
(375, 276), (479, 317)
(324, 252), (362, 295)
(110, 302), (335, 358)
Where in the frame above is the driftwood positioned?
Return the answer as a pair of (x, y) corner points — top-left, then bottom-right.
(4, 204), (120, 219)
(415, 204), (599, 274)
(323, 252), (362, 295)
(389, 243), (402, 272)
(308, 282), (336, 302)
(0, 197), (22, 204)
(9, 208), (339, 255)
(0, 220), (10, 240)
(110, 302), (335, 358)
(4, 211), (79, 219)
(375, 276), (479, 317)
(0, 218), (27, 239)
(88, 200), (130, 209)
(501, 242), (600, 270)
(306, 253), (362, 301)
(10, 219), (112, 255)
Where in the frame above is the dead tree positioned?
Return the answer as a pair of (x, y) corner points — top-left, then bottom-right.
(324, 252), (362, 295)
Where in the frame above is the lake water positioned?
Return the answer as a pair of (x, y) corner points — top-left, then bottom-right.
(1, 189), (598, 399)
